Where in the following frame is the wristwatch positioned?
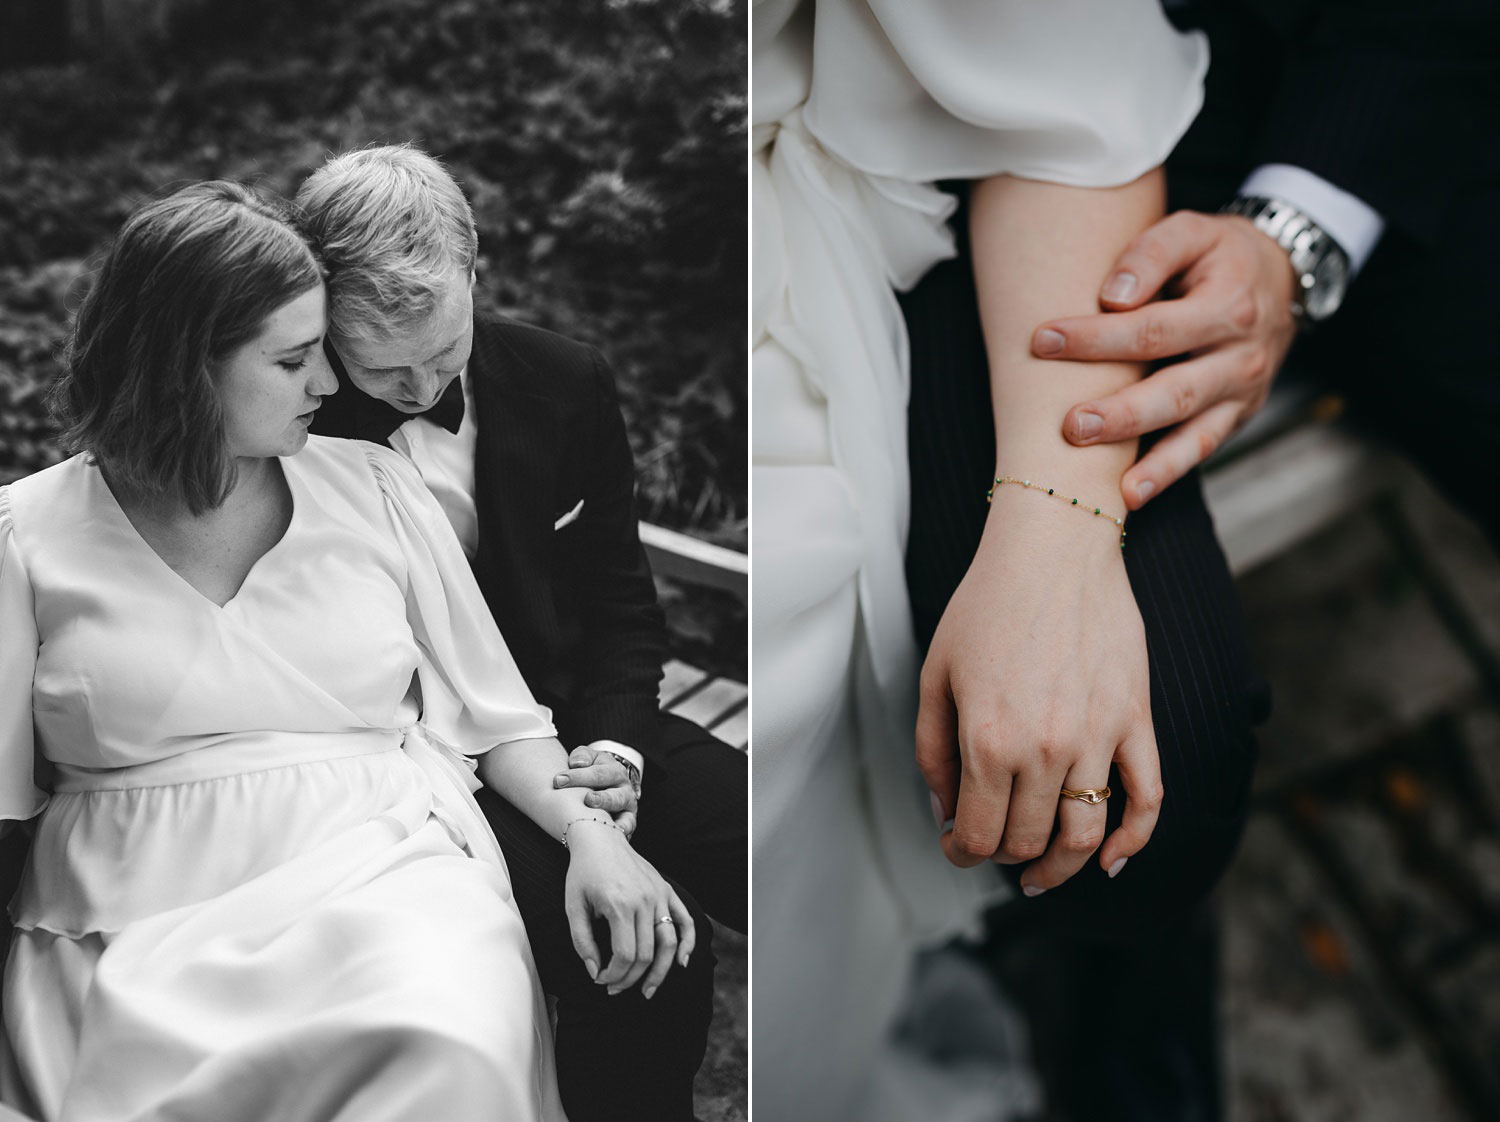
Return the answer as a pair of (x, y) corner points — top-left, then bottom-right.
(1221, 195), (1350, 326)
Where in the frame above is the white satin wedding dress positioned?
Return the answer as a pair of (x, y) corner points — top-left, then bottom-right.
(0, 437), (566, 1122)
(751, 2), (1207, 1116)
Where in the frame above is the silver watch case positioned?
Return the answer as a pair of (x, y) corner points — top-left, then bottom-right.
(1222, 196), (1350, 324)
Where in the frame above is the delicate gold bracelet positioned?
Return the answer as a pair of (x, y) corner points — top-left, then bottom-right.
(561, 817), (624, 848)
(987, 475), (1127, 549)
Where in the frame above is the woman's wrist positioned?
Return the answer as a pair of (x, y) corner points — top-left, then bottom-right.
(979, 479), (1129, 564)
(562, 816), (629, 852)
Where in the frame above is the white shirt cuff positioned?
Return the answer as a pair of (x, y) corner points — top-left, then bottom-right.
(588, 740), (646, 789)
(1240, 163), (1385, 277)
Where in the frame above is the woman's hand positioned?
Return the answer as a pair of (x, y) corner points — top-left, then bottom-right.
(915, 488), (1162, 893)
(563, 820), (696, 999)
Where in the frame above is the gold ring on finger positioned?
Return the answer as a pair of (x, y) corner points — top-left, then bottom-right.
(1060, 786), (1110, 805)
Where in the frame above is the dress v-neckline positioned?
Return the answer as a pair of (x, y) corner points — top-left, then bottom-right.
(91, 455), (301, 611)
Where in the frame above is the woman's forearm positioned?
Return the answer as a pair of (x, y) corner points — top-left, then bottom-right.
(475, 737), (610, 843)
(970, 169), (1166, 511)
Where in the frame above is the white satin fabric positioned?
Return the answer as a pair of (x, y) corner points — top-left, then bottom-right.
(752, 2), (1207, 1117)
(0, 437), (566, 1122)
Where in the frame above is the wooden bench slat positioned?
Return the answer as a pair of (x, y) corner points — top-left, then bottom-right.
(659, 659), (710, 707)
(1203, 423), (1398, 576)
(710, 705), (749, 750)
(640, 522), (747, 598)
(668, 677), (748, 730)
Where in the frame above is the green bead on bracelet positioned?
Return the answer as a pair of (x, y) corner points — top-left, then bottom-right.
(986, 475), (1128, 549)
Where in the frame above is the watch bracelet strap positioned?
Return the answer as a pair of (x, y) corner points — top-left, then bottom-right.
(1220, 195), (1349, 326)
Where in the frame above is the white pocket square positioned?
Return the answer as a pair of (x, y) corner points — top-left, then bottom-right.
(553, 499), (584, 531)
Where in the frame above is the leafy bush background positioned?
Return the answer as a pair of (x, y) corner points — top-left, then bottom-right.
(0, 0), (746, 675)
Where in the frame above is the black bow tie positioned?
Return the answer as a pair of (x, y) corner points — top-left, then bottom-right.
(324, 341), (467, 445)
(415, 374), (466, 435)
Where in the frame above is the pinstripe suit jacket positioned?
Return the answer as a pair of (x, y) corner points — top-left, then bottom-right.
(312, 314), (669, 750)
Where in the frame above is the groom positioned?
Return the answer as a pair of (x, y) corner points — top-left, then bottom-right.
(299, 144), (746, 1122)
(989, 4), (1499, 1120)
(1034, 0), (1500, 543)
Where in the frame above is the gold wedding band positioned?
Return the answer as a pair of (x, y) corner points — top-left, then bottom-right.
(1060, 786), (1111, 805)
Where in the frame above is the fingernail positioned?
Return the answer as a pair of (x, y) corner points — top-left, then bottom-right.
(553, 775), (569, 788)
(1074, 411), (1103, 440)
(1035, 328), (1066, 355)
(607, 986), (622, 996)
(1102, 272), (1137, 303)
(643, 985), (657, 1000)
(584, 960), (598, 980)
(1022, 884), (1046, 898)
(929, 790), (944, 828)
(1108, 857), (1129, 879)
(1135, 480), (1155, 502)
(584, 794), (598, 807)
(940, 817), (955, 836)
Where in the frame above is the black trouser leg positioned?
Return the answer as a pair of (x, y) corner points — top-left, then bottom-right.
(626, 714), (748, 933)
(477, 787), (717, 1122)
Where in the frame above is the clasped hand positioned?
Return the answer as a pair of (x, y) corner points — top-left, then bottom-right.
(1033, 211), (1298, 507)
(916, 501), (1161, 893)
(554, 743), (638, 836)
(554, 744), (694, 999)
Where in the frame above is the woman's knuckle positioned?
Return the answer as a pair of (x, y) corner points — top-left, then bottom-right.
(1034, 740), (1066, 770)
(1067, 824), (1106, 853)
(1004, 837), (1047, 861)
(950, 826), (992, 860)
(918, 663), (948, 703)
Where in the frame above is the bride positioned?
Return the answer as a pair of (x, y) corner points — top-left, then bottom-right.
(751, 1), (1255, 1117)
(0, 180), (692, 1121)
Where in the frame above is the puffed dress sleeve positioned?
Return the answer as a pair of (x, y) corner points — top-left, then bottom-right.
(803, 0), (1208, 188)
(363, 445), (556, 756)
(0, 487), (49, 829)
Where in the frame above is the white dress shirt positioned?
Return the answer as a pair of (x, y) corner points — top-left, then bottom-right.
(393, 371), (647, 780)
(389, 368), (481, 559)
(1241, 163), (1386, 277)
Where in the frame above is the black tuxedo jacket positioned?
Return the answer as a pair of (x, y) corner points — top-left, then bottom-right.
(311, 314), (669, 751)
(1168, 0), (1499, 250)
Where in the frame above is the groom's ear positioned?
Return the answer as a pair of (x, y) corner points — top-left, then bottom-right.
(469, 270), (476, 293)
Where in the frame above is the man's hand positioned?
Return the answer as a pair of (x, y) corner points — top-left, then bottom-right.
(555, 745), (638, 837)
(1031, 211), (1298, 509)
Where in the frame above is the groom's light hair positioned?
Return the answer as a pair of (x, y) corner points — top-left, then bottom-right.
(295, 144), (477, 344)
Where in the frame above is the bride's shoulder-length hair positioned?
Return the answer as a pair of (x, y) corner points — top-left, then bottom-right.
(53, 180), (326, 514)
